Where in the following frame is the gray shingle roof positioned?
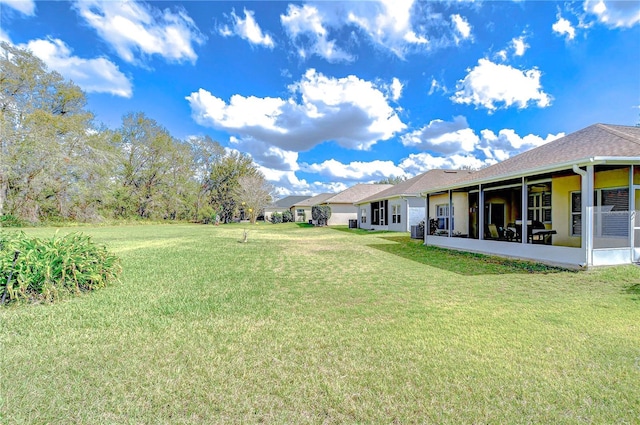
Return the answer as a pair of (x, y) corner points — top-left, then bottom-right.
(268, 195), (311, 209)
(323, 184), (393, 204)
(292, 193), (335, 207)
(356, 169), (473, 204)
(426, 123), (640, 193)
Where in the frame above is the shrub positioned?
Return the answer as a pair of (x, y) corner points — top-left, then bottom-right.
(0, 214), (26, 228)
(312, 205), (332, 226)
(270, 212), (283, 224)
(0, 231), (121, 304)
(282, 210), (293, 223)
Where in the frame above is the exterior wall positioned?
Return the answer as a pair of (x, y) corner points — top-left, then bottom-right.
(293, 207), (311, 223)
(428, 193), (469, 235)
(426, 235), (586, 268)
(327, 203), (357, 226)
(407, 197), (426, 228)
(388, 199), (405, 232)
(552, 174), (580, 247)
(264, 208), (287, 222)
(358, 203), (372, 230)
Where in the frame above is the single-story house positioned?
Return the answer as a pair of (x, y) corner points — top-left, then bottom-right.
(355, 169), (472, 232)
(421, 123), (640, 268)
(263, 195), (310, 222)
(321, 184), (393, 226)
(289, 193), (335, 223)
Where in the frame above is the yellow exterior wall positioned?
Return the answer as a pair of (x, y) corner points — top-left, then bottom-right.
(552, 167), (630, 247)
(428, 193), (469, 235)
(634, 165), (639, 185)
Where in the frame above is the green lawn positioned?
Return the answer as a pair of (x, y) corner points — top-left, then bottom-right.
(1, 223), (639, 424)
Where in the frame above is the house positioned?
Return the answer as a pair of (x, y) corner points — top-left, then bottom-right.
(290, 193), (334, 223)
(321, 184), (393, 226)
(263, 195), (310, 222)
(421, 123), (640, 268)
(355, 169), (472, 232)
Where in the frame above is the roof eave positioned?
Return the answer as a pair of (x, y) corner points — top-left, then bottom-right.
(421, 156), (640, 195)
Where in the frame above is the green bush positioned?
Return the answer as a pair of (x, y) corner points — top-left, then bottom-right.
(0, 214), (27, 228)
(312, 205), (332, 226)
(0, 231), (121, 304)
(282, 210), (293, 223)
(270, 212), (283, 224)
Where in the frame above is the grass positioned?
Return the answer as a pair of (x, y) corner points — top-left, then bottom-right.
(1, 223), (639, 424)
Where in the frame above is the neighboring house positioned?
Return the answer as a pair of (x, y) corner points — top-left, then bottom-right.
(355, 169), (472, 232)
(290, 193), (334, 223)
(320, 184), (393, 226)
(263, 196), (310, 222)
(421, 123), (640, 268)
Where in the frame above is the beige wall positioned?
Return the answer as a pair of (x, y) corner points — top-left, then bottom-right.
(428, 193), (469, 235)
(327, 204), (358, 226)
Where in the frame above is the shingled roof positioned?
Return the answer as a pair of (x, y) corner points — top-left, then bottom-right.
(425, 123), (640, 193)
(323, 184), (393, 204)
(268, 195), (311, 209)
(292, 193), (334, 207)
(356, 169), (473, 204)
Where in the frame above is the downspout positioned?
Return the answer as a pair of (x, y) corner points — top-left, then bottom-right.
(573, 164), (591, 267)
(424, 194), (429, 246)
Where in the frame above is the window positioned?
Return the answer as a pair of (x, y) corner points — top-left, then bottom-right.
(436, 204), (452, 230)
(392, 204), (401, 223)
(571, 187), (629, 237)
(528, 192), (552, 223)
(361, 208), (367, 223)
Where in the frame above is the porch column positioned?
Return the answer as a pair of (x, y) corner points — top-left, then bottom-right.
(582, 165), (595, 266)
(448, 190), (453, 236)
(521, 177), (528, 244)
(479, 184), (484, 240)
(424, 194), (430, 245)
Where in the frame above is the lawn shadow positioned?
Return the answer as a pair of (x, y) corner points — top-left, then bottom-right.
(368, 235), (571, 276)
(624, 283), (640, 301)
(295, 223), (315, 228)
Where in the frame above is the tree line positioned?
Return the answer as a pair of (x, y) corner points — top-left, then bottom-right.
(0, 42), (274, 225)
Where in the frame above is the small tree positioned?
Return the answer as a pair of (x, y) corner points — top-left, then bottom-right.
(234, 174), (274, 224)
(282, 210), (293, 223)
(311, 205), (332, 226)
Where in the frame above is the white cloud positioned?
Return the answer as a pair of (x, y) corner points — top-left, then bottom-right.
(303, 159), (406, 181)
(22, 38), (132, 97)
(451, 58), (552, 111)
(280, 4), (353, 62)
(511, 35), (528, 56)
(399, 153), (493, 175)
(187, 69), (406, 152)
(584, 0), (640, 28)
(229, 136), (298, 172)
(451, 14), (472, 44)
(387, 78), (403, 101)
(73, 0), (205, 64)
(0, 0), (35, 16)
(553, 16), (576, 40)
(401, 116), (479, 153)
(220, 9), (274, 48)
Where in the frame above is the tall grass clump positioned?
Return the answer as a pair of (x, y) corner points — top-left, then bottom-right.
(0, 231), (121, 304)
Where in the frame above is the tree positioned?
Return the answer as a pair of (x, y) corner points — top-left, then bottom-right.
(312, 205), (332, 226)
(0, 42), (108, 222)
(112, 112), (194, 220)
(376, 175), (407, 185)
(189, 135), (225, 222)
(208, 151), (258, 223)
(233, 174), (274, 224)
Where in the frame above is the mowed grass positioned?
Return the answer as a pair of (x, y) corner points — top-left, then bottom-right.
(1, 223), (639, 424)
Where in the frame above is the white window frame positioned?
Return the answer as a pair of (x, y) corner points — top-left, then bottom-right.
(436, 204), (451, 230)
(361, 208), (367, 223)
(392, 204), (401, 224)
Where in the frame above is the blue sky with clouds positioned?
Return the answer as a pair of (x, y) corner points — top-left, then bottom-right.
(2, 0), (639, 195)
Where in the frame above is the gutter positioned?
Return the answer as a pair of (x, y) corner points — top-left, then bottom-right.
(421, 156), (639, 196)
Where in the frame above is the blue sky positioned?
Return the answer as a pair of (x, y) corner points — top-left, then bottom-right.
(2, 0), (639, 195)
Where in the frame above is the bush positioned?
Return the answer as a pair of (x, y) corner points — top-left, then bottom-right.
(0, 214), (26, 228)
(270, 212), (283, 224)
(312, 205), (332, 226)
(0, 231), (121, 304)
(282, 210), (293, 223)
